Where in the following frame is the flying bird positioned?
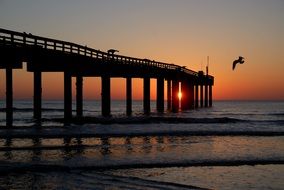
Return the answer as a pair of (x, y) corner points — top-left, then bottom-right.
(107, 49), (119, 54)
(232, 56), (245, 70)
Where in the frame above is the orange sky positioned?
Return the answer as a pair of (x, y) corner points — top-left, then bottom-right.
(0, 0), (283, 101)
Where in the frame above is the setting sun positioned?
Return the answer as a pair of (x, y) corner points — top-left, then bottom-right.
(178, 92), (182, 100)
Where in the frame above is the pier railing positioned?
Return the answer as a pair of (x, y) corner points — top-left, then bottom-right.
(0, 28), (203, 77)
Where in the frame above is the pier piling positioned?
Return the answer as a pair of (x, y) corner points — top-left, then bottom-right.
(209, 84), (212, 107)
(101, 76), (111, 117)
(195, 84), (199, 108)
(6, 67), (13, 126)
(205, 82), (208, 107)
(181, 80), (190, 110)
(33, 71), (42, 120)
(76, 75), (83, 117)
(156, 77), (164, 113)
(167, 80), (172, 111)
(189, 84), (194, 109)
(64, 72), (72, 122)
(200, 84), (204, 108)
(126, 77), (132, 115)
(172, 80), (179, 112)
(143, 77), (150, 114)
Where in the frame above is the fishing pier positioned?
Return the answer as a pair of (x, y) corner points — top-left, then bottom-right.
(0, 28), (214, 126)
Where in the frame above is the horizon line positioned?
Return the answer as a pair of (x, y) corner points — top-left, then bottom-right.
(1, 98), (284, 102)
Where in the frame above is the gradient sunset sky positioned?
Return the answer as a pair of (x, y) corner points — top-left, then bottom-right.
(0, 0), (283, 100)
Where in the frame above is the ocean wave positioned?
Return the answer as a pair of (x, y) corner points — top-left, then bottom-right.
(0, 159), (283, 174)
(0, 144), (95, 151)
(0, 128), (283, 139)
(0, 107), (67, 112)
(0, 168), (209, 190)
(213, 112), (284, 117)
(268, 113), (284, 116)
(78, 172), (209, 190)
(47, 116), (284, 126)
(51, 116), (247, 125)
(1, 116), (247, 125)
(257, 120), (284, 125)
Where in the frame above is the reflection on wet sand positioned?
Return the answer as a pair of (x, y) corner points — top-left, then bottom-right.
(31, 138), (41, 161)
(4, 138), (12, 160)
(0, 136), (283, 168)
(0, 136), (198, 162)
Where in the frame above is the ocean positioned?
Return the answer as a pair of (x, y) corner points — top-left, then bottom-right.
(0, 100), (283, 190)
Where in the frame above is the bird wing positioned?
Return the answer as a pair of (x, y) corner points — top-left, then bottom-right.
(232, 60), (238, 70)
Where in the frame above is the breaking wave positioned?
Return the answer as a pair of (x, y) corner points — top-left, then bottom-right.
(1, 158), (283, 174)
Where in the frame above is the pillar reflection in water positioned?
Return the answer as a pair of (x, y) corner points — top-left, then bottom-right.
(31, 138), (42, 161)
(100, 137), (111, 156)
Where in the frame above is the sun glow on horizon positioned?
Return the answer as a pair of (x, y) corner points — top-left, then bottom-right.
(0, 1), (283, 101)
(178, 92), (182, 100)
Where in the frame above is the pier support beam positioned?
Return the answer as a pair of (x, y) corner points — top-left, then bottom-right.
(200, 84), (204, 107)
(126, 77), (132, 115)
(172, 80), (179, 113)
(189, 84), (194, 109)
(181, 80), (195, 110)
(156, 77), (164, 113)
(64, 72), (72, 122)
(33, 71), (42, 120)
(205, 82), (208, 107)
(195, 84), (199, 108)
(6, 68), (13, 126)
(167, 80), (172, 111)
(143, 77), (150, 114)
(76, 76), (83, 117)
(101, 76), (111, 117)
(209, 85), (212, 107)
(181, 80), (190, 110)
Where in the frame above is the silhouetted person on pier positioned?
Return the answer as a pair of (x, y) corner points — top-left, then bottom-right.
(107, 49), (119, 54)
(232, 56), (245, 70)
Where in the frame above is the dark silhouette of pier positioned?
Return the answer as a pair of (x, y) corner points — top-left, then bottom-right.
(0, 28), (214, 126)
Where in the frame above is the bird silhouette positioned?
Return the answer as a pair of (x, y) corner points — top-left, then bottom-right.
(232, 56), (245, 70)
(107, 49), (119, 54)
